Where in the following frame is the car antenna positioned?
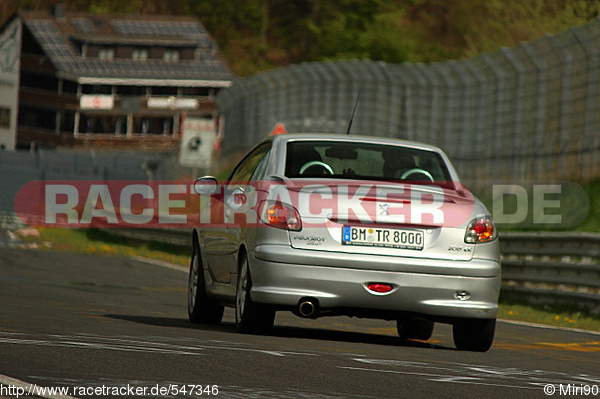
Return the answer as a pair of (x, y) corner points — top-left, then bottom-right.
(346, 92), (360, 135)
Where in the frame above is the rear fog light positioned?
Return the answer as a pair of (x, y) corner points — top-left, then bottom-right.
(367, 283), (394, 293)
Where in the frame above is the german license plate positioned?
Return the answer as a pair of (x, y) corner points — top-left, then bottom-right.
(342, 226), (424, 250)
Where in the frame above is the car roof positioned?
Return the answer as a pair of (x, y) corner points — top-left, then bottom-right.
(268, 133), (445, 153)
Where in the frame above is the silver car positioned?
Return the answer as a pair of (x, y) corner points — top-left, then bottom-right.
(188, 134), (501, 352)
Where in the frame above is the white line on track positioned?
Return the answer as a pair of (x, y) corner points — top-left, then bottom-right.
(0, 332), (318, 358)
(131, 256), (188, 273)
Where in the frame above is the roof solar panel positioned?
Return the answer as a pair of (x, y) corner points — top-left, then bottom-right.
(111, 20), (207, 42)
(26, 21), (75, 57)
(24, 18), (233, 82)
(72, 18), (96, 34)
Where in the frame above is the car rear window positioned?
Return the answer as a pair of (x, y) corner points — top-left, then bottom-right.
(285, 141), (452, 184)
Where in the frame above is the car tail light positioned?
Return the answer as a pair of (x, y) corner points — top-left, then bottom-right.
(464, 217), (496, 243)
(260, 200), (302, 231)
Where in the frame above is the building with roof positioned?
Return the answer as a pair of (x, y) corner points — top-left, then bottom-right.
(0, 4), (234, 151)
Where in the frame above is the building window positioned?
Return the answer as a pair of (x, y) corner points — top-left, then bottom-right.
(0, 108), (10, 128)
(60, 110), (75, 133)
(163, 49), (179, 62)
(117, 86), (147, 96)
(133, 116), (173, 135)
(62, 80), (79, 94)
(151, 86), (177, 96)
(98, 48), (114, 60)
(69, 39), (84, 57)
(18, 105), (56, 131)
(132, 48), (148, 61)
(20, 70), (59, 92)
(81, 85), (112, 95)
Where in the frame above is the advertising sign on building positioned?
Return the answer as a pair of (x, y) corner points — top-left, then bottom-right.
(179, 117), (215, 169)
(147, 97), (198, 110)
(80, 95), (114, 110)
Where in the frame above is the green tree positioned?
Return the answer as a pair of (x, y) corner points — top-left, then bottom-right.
(3, 0), (598, 75)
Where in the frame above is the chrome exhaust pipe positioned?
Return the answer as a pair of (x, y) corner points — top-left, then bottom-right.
(298, 300), (317, 318)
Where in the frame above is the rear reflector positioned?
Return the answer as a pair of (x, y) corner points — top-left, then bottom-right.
(367, 283), (394, 293)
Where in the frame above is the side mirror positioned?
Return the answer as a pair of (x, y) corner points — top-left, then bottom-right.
(193, 176), (219, 196)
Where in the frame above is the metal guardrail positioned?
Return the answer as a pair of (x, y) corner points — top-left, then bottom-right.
(98, 227), (190, 249)
(499, 232), (600, 314)
(98, 228), (600, 314)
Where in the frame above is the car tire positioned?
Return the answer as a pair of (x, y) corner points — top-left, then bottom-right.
(397, 318), (434, 340)
(453, 318), (496, 352)
(188, 240), (224, 324)
(235, 251), (275, 334)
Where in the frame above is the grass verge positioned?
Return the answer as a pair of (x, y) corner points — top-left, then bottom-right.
(497, 299), (600, 333)
(16, 227), (189, 266)
(13, 226), (600, 333)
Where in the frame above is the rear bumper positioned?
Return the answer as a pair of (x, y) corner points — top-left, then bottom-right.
(249, 244), (501, 320)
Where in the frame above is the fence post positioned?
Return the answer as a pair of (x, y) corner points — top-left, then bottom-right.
(462, 60), (489, 184)
(571, 25), (600, 180)
(521, 42), (548, 183)
(548, 35), (573, 180)
(481, 54), (507, 181)
(501, 48), (526, 181)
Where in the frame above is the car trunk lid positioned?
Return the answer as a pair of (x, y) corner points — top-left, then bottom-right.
(285, 181), (475, 261)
